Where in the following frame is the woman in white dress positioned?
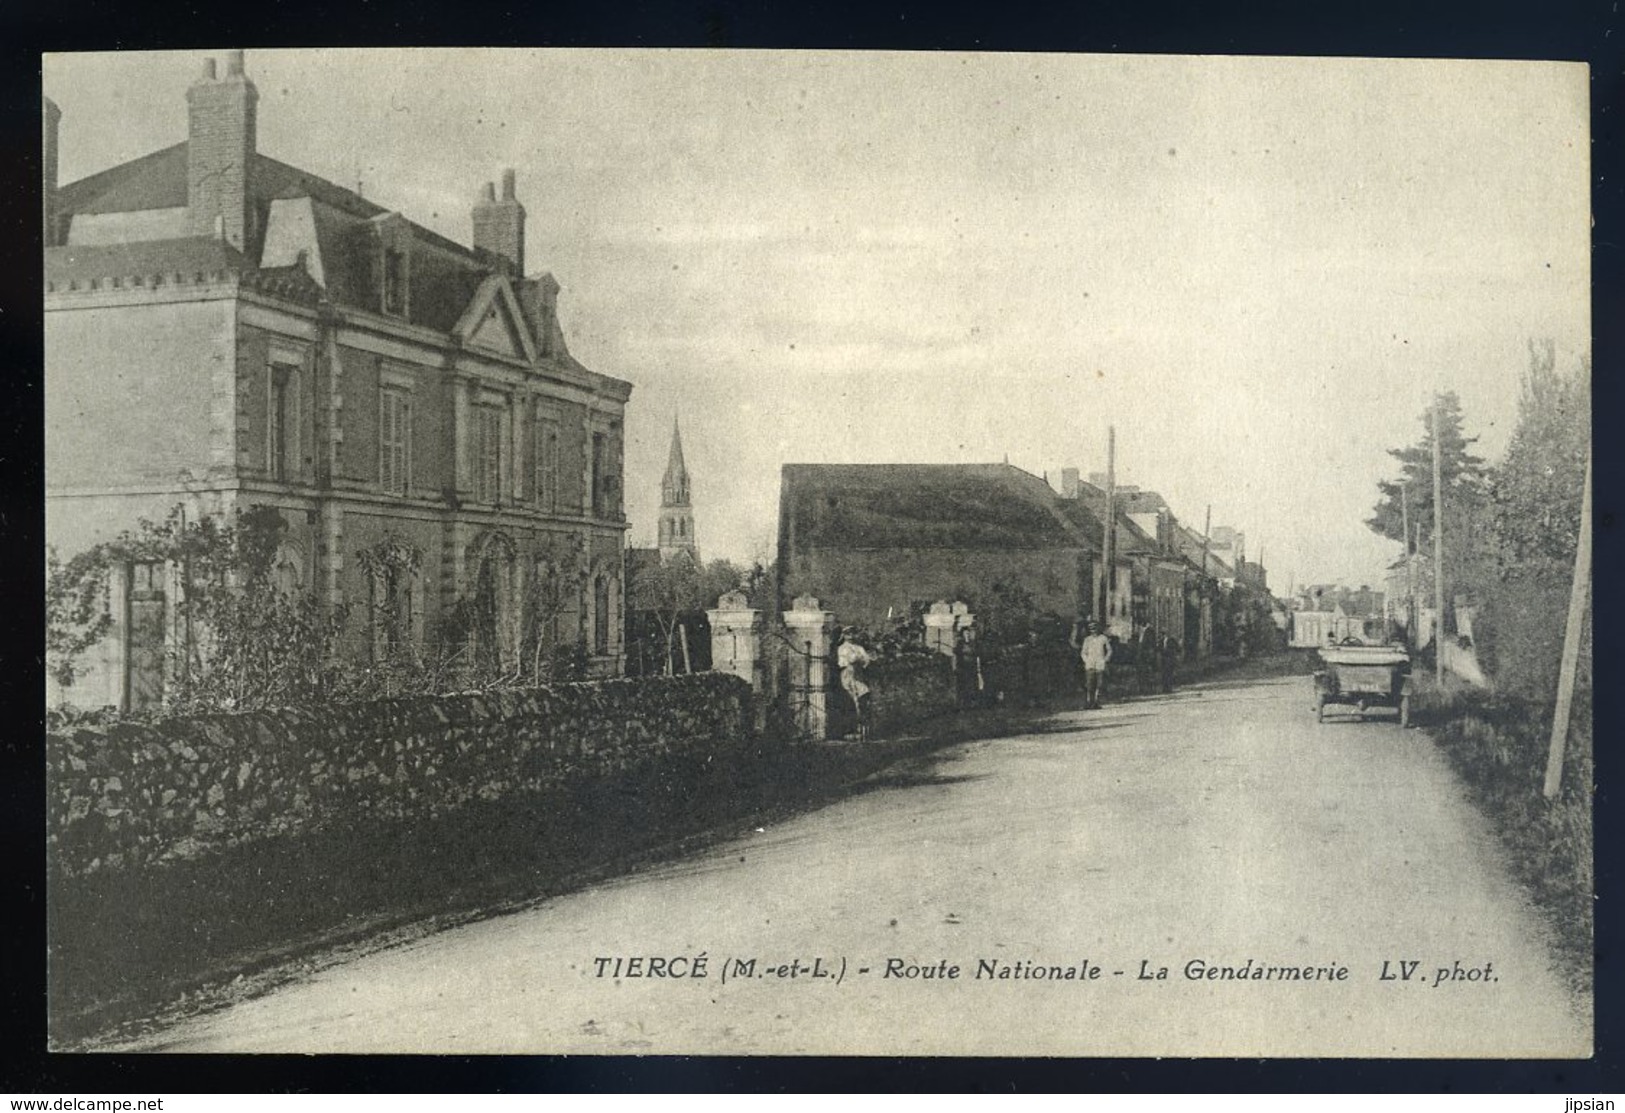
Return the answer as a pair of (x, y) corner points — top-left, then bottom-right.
(836, 627), (873, 740)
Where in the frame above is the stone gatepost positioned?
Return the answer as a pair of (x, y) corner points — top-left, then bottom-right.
(924, 599), (975, 655)
(782, 594), (836, 740)
(923, 600), (957, 655)
(708, 589), (765, 731)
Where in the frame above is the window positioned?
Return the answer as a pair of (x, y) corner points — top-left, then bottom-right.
(473, 404), (504, 504)
(593, 572), (611, 655)
(380, 388), (412, 495)
(591, 431), (611, 517)
(535, 417), (561, 512)
(383, 248), (406, 316)
(369, 564), (415, 662)
(268, 362), (298, 481)
(126, 560), (167, 711)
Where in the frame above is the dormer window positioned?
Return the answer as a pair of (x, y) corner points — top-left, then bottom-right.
(372, 212), (413, 319)
(383, 247), (406, 316)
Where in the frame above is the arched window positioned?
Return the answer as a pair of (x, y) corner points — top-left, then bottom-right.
(469, 532), (517, 674)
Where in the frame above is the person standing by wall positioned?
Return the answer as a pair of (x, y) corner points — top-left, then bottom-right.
(1135, 621), (1157, 695)
(1160, 632), (1180, 694)
(836, 626), (874, 740)
(1079, 620), (1112, 709)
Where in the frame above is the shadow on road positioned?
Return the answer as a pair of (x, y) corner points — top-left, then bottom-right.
(848, 765), (989, 796)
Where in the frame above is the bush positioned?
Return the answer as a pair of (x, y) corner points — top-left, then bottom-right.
(1410, 676), (1592, 984)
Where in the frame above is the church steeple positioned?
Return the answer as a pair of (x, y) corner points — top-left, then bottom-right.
(658, 417), (696, 561)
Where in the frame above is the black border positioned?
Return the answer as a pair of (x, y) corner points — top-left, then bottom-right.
(3, 0), (1621, 1095)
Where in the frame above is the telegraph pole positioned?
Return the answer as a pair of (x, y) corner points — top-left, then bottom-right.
(1431, 401), (1446, 684)
(1400, 483), (1412, 647)
(1100, 425), (1117, 626)
(1201, 504), (1211, 577)
(1543, 456), (1592, 800)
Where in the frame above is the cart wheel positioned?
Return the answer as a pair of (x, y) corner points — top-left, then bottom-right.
(1400, 695), (1411, 729)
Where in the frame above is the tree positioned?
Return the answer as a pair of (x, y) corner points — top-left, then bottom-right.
(629, 555), (743, 674)
(1367, 391), (1488, 547)
(46, 505), (348, 714)
(1489, 341), (1590, 571)
(518, 552), (588, 684)
(1469, 342), (1592, 697)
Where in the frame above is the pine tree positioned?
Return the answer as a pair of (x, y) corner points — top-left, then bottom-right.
(1366, 391), (1488, 549)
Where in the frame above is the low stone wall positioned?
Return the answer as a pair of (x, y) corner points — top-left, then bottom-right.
(48, 673), (765, 1039)
(865, 654), (956, 737)
(47, 673), (754, 878)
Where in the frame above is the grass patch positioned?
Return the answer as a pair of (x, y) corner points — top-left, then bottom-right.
(1409, 675), (1593, 990)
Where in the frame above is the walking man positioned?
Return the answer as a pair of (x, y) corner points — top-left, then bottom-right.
(1160, 632), (1180, 694)
(1079, 620), (1112, 709)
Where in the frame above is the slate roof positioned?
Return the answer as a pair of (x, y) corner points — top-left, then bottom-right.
(52, 143), (500, 331)
(781, 463), (1090, 552)
(1167, 520), (1235, 578)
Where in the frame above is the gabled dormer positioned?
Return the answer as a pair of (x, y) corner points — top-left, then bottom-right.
(454, 273), (539, 363)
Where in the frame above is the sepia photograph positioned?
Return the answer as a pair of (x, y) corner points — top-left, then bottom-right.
(41, 46), (1592, 1058)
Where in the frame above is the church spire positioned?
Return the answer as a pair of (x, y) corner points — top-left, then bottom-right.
(658, 416), (696, 562)
(662, 417), (691, 507)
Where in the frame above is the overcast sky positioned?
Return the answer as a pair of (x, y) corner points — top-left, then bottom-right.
(44, 49), (1590, 589)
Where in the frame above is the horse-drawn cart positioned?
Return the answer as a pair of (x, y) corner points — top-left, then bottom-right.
(1313, 644), (1411, 726)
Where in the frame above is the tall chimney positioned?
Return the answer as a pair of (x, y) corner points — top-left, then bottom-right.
(42, 97), (61, 247)
(472, 167), (525, 275)
(186, 51), (258, 251)
(1060, 467), (1079, 499)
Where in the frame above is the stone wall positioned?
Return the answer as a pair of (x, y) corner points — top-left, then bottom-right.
(47, 673), (753, 878)
(864, 654), (956, 738)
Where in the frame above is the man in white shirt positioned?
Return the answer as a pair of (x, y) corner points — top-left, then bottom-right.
(1079, 621), (1112, 709)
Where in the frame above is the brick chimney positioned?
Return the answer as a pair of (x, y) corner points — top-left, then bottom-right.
(1060, 467), (1080, 499)
(42, 97), (61, 247)
(472, 168), (525, 275)
(186, 50), (258, 250)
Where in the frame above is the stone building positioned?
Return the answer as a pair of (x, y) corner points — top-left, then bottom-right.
(45, 52), (632, 710)
(776, 463), (1102, 633)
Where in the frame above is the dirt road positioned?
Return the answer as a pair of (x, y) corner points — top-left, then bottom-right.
(124, 672), (1590, 1056)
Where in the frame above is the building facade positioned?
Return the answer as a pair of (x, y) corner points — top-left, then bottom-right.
(777, 463), (1101, 633)
(45, 52), (633, 710)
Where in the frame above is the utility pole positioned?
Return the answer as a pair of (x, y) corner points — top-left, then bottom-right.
(1543, 456), (1592, 800)
(1201, 504), (1211, 577)
(1100, 425), (1117, 626)
(1400, 483), (1412, 648)
(1431, 400), (1446, 684)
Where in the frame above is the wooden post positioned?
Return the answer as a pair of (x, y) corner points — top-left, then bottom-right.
(1400, 483), (1412, 646)
(1100, 426), (1117, 624)
(1201, 504), (1211, 577)
(1431, 401), (1445, 684)
(1543, 456), (1592, 800)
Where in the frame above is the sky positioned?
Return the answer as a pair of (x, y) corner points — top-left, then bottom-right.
(43, 49), (1590, 589)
